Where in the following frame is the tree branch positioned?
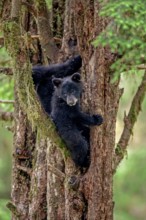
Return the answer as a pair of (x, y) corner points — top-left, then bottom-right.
(6, 202), (21, 218)
(0, 35), (62, 47)
(5, 125), (14, 132)
(3, 2), (67, 158)
(0, 67), (13, 75)
(137, 64), (146, 70)
(0, 111), (14, 121)
(48, 163), (65, 181)
(113, 71), (146, 173)
(0, 100), (14, 104)
(34, 0), (58, 63)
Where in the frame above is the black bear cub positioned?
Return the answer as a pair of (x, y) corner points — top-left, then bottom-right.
(32, 55), (103, 167)
(51, 73), (103, 167)
(32, 55), (82, 114)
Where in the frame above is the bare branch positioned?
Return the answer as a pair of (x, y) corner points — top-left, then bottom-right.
(5, 125), (14, 132)
(0, 35), (61, 47)
(48, 163), (65, 181)
(0, 67), (13, 75)
(137, 64), (146, 70)
(0, 111), (14, 121)
(6, 202), (21, 218)
(113, 71), (146, 172)
(0, 100), (14, 104)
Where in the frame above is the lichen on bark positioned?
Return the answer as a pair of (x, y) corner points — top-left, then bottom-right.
(3, 19), (67, 155)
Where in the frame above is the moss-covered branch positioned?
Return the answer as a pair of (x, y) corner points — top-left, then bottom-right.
(6, 202), (21, 218)
(113, 71), (146, 173)
(0, 100), (14, 104)
(0, 111), (14, 121)
(0, 67), (13, 75)
(3, 1), (67, 155)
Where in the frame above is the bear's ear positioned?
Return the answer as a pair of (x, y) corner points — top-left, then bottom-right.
(71, 73), (81, 82)
(52, 78), (62, 87)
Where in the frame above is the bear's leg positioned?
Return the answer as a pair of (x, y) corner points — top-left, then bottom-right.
(60, 130), (89, 167)
(32, 55), (82, 84)
(77, 112), (103, 126)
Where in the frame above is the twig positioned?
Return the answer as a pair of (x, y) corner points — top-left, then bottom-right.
(113, 71), (146, 173)
(0, 111), (14, 121)
(0, 100), (14, 104)
(5, 125), (14, 132)
(6, 202), (21, 218)
(48, 163), (65, 181)
(137, 64), (146, 70)
(0, 67), (13, 75)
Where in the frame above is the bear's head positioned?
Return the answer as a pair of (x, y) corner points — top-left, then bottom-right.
(52, 73), (82, 106)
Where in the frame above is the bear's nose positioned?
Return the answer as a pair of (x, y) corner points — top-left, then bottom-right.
(67, 95), (78, 106)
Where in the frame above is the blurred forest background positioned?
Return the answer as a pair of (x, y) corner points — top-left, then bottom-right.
(0, 44), (146, 220)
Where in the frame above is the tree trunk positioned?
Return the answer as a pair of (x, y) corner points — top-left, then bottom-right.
(1, 1), (122, 220)
(60, 1), (121, 219)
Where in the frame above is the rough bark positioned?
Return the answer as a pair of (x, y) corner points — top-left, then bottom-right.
(29, 139), (47, 220)
(34, 0), (58, 63)
(46, 2), (66, 219)
(60, 1), (85, 220)
(1, 1), (35, 219)
(1, 0), (146, 220)
(11, 89), (35, 220)
(52, 0), (65, 39)
(47, 141), (65, 220)
(74, 1), (120, 219)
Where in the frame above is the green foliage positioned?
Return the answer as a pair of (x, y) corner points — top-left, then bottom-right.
(114, 149), (146, 220)
(93, 0), (146, 75)
(0, 45), (14, 111)
(0, 47), (11, 66)
(0, 200), (11, 220)
(46, 0), (52, 9)
(0, 76), (14, 111)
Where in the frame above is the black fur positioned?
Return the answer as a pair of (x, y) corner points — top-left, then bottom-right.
(32, 55), (82, 114)
(32, 56), (103, 167)
(51, 73), (103, 167)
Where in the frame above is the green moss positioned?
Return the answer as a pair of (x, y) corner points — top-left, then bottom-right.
(129, 106), (137, 125)
(0, 0), (5, 18)
(4, 21), (20, 58)
(35, 0), (47, 11)
(3, 17), (69, 159)
(115, 144), (127, 157)
(6, 202), (21, 218)
(46, 0), (52, 10)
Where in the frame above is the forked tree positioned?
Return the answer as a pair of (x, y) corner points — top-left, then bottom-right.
(0, 0), (146, 220)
